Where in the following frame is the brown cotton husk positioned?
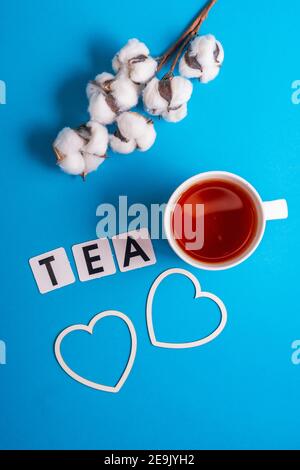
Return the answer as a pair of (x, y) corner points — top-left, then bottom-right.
(75, 125), (91, 143)
(101, 79), (115, 93)
(214, 42), (221, 64)
(105, 93), (119, 114)
(53, 145), (65, 162)
(128, 54), (148, 65)
(114, 128), (129, 143)
(184, 49), (203, 71)
(157, 77), (182, 112)
(158, 77), (173, 105)
(89, 78), (120, 114)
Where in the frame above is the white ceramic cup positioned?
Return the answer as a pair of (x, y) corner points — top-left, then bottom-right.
(164, 171), (288, 270)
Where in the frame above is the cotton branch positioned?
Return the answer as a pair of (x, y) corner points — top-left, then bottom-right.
(157, 0), (218, 73)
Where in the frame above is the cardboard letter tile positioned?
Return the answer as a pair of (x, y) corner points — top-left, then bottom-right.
(112, 228), (156, 272)
(72, 238), (116, 282)
(29, 248), (75, 294)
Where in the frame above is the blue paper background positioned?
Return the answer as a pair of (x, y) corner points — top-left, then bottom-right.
(1, 0), (299, 450)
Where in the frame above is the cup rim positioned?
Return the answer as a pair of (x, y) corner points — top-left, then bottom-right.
(164, 171), (266, 271)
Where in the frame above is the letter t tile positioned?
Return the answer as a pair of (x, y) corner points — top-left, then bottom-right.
(29, 248), (75, 294)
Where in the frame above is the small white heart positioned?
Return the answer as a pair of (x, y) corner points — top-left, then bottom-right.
(146, 268), (227, 349)
(54, 310), (137, 393)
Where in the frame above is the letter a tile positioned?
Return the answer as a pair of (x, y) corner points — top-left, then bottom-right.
(112, 228), (156, 272)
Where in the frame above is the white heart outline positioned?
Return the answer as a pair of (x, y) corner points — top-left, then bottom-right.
(54, 310), (137, 393)
(146, 268), (227, 349)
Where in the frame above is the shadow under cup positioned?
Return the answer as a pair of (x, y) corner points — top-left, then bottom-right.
(166, 173), (265, 270)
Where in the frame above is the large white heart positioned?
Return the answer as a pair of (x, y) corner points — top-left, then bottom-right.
(54, 310), (137, 393)
(146, 268), (227, 349)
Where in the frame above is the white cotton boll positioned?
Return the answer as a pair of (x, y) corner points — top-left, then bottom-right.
(88, 92), (117, 125)
(94, 72), (115, 87)
(58, 153), (85, 175)
(110, 111), (156, 154)
(117, 112), (149, 140)
(87, 72), (115, 98)
(86, 81), (97, 100)
(117, 38), (150, 65)
(53, 128), (85, 175)
(200, 65), (220, 83)
(162, 103), (187, 123)
(190, 35), (217, 66)
(112, 55), (121, 73)
(128, 56), (157, 84)
(111, 73), (139, 111)
(180, 35), (224, 82)
(87, 71), (138, 122)
(109, 133), (136, 154)
(143, 77), (168, 115)
(190, 35), (224, 68)
(113, 39), (156, 85)
(84, 121), (109, 157)
(84, 154), (106, 174)
(136, 123), (156, 151)
(54, 127), (83, 155)
(144, 76), (191, 121)
(170, 76), (193, 108)
(179, 54), (202, 79)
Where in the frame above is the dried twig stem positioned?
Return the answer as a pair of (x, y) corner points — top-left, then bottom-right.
(167, 32), (194, 76)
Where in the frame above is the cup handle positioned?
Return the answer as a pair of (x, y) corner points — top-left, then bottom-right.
(262, 199), (288, 221)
